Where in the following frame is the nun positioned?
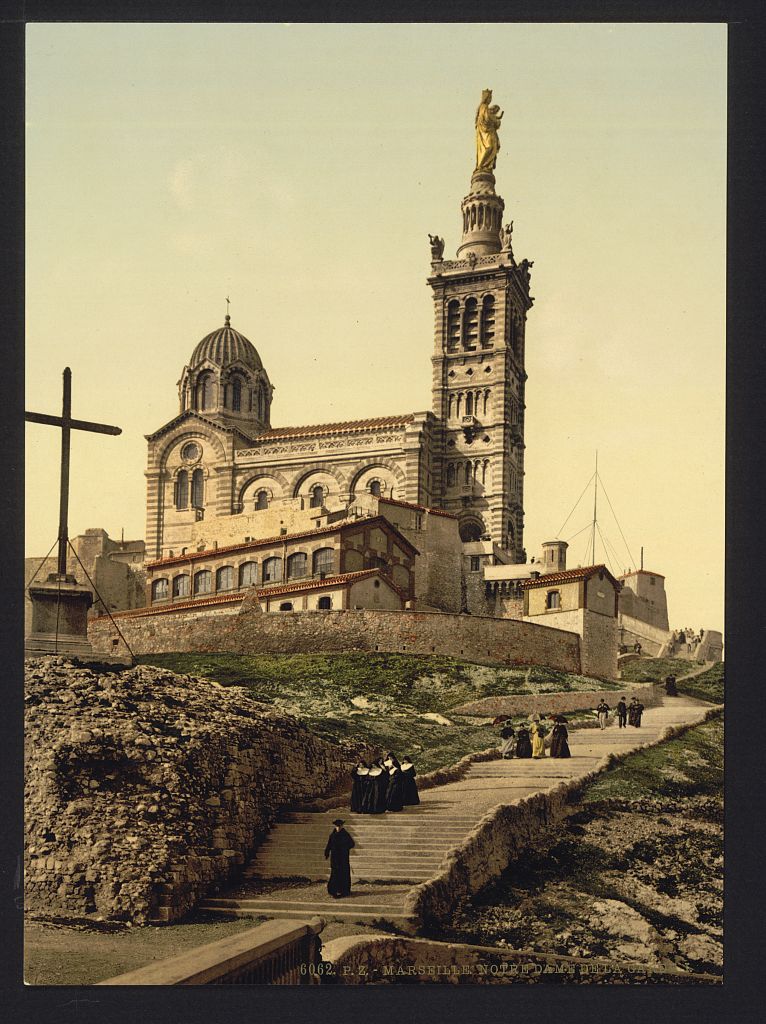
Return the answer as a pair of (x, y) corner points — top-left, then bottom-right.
(367, 760), (388, 813)
(515, 724), (533, 758)
(324, 819), (355, 898)
(400, 756), (420, 805)
(350, 761), (370, 813)
(550, 716), (571, 758)
(384, 758), (405, 812)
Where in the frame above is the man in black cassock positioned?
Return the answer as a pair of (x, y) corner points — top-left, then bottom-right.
(324, 819), (355, 898)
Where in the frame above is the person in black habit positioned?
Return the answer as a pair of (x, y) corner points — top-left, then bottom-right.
(616, 698), (628, 728)
(550, 715), (571, 758)
(515, 724), (532, 758)
(350, 761), (369, 813)
(400, 755), (420, 805)
(324, 819), (355, 898)
(367, 760), (387, 813)
(628, 696), (645, 727)
(384, 754), (405, 811)
(665, 674), (678, 697)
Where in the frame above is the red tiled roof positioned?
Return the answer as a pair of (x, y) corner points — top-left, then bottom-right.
(146, 515), (419, 570)
(107, 591), (244, 619)
(257, 568), (406, 600)
(520, 564), (621, 590)
(379, 497), (458, 520)
(249, 414), (415, 442)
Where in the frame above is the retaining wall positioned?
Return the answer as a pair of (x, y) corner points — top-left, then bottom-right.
(90, 605), (585, 676)
(451, 682), (660, 718)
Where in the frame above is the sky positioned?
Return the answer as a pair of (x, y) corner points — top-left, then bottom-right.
(25, 22), (726, 632)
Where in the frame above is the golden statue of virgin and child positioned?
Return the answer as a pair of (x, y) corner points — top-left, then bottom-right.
(474, 88), (504, 173)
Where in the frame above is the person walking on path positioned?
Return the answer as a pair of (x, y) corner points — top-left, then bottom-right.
(665, 674), (678, 697)
(384, 759), (405, 812)
(499, 721), (516, 759)
(530, 715), (547, 758)
(324, 819), (355, 899)
(550, 716), (571, 758)
(366, 761), (387, 813)
(515, 724), (532, 758)
(596, 699), (610, 730)
(350, 762), (369, 813)
(400, 756), (420, 805)
(628, 696), (645, 727)
(616, 698), (628, 728)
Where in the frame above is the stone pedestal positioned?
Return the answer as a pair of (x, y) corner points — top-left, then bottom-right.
(456, 170), (505, 258)
(25, 573), (94, 658)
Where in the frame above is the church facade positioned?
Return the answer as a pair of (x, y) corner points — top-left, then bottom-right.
(144, 150), (533, 569)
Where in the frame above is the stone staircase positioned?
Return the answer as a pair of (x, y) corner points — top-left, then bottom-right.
(199, 694), (715, 925)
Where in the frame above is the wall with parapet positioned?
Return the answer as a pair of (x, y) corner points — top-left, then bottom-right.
(450, 681), (659, 718)
(89, 604), (584, 676)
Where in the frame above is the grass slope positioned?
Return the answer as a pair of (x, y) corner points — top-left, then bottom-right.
(137, 652), (612, 773)
(620, 657), (724, 704)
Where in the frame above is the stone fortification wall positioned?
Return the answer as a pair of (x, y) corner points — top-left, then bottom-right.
(25, 657), (372, 925)
(402, 708), (720, 932)
(451, 682), (659, 718)
(89, 605), (583, 676)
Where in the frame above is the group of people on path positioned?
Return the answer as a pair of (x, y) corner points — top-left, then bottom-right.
(670, 628), (704, 655)
(349, 753), (420, 814)
(597, 697), (645, 729)
(497, 714), (571, 759)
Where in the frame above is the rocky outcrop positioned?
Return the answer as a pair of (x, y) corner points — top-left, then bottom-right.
(25, 657), (370, 925)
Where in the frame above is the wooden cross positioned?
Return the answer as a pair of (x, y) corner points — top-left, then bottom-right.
(25, 367), (122, 578)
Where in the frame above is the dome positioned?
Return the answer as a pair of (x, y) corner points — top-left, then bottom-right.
(189, 316), (263, 372)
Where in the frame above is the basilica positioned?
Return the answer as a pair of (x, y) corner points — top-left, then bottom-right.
(145, 117), (532, 580)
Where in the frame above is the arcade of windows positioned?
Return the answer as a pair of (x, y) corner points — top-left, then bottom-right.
(150, 546), (337, 603)
(445, 458), (490, 489)
(187, 371), (270, 418)
(447, 389), (491, 420)
(446, 295), (496, 353)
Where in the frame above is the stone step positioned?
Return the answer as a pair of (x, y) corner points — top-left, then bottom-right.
(204, 897), (405, 913)
(198, 902), (413, 923)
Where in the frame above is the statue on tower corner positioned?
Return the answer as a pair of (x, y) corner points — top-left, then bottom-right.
(428, 233), (445, 260)
(475, 89), (504, 173)
(501, 220), (514, 252)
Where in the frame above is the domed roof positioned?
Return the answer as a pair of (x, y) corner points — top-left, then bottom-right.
(189, 316), (263, 372)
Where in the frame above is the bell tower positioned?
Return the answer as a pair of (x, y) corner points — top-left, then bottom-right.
(428, 90), (533, 560)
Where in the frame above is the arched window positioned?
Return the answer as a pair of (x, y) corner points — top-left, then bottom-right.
(480, 295), (495, 348)
(191, 468), (204, 508)
(368, 480), (381, 497)
(483, 389), (490, 416)
(259, 383), (268, 418)
(193, 570), (212, 595)
(463, 298), (478, 350)
(474, 460), (481, 483)
(175, 470), (188, 510)
(446, 463), (455, 487)
(263, 556), (282, 583)
(231, 376), (242, 411)
(255, 489), (269, 510)
(172, 574), (190, 598)
(287, 552), (308, 580)
(151, 578), (168, 602)
(465, 462), (472, 485)
(459, 521), (483, 542)
(309, 485), (324, 508)
(197, 372), (215, 411)
(279, 602), (293, 612)
(313, 547), (334, 576)
(456, 393), (463, 417)
(447, 300), (461, 352)
(482, 459), (489, 484)
(465, 393), (473, 415)
(546, 591), (561, 610)
(448, 394), (455, 418)
(239, 561), (258, 587)
(317, 596), (332, 610)
(216, 566), (234, 591)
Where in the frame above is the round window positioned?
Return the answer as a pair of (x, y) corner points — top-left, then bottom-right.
(181, 442), (201, 462)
